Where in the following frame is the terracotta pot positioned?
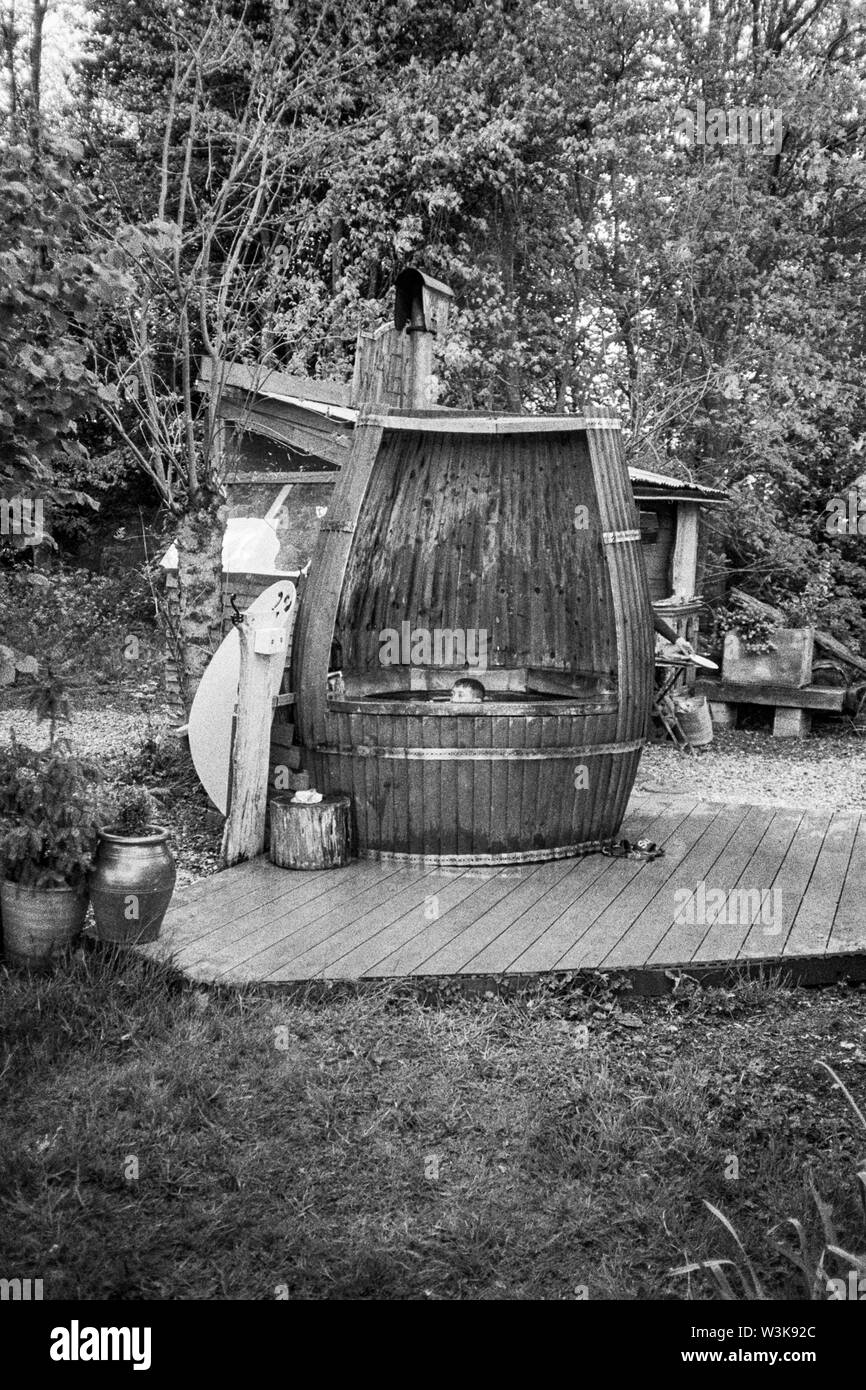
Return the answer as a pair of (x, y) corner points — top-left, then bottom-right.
(90, 826), (176, 945)
(1, 880), (88, 968)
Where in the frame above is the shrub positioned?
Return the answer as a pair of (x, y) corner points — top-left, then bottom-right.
(716, 595), (779, 653)
(0, 739), (103, 888)
(0, 139), (130, 524)
(0, 561), (159, 690)
(106, 785), (158, 836)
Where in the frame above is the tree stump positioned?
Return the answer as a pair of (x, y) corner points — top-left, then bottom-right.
(269, 794), (351, 870)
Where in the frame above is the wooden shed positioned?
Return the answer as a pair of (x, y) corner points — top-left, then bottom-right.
(630, 467), (728, 652)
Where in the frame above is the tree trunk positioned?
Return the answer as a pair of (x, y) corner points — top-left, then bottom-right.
(28, 0), (47, 145)
(173, 500), (227, 713)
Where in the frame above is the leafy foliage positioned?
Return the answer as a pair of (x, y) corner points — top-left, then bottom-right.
(4, 0), (866, 664)
(0, 137), (130, 534)
(716, 595), (780, 654)
(0, 641), (37, 688)
(234, 0), (866, 640)
(106, 783), (158, 837)
(0, 738), (103, 888)
(0, 561), (159, 691)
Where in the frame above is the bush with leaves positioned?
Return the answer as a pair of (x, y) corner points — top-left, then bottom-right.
(714, 493), (866, 654)
(0, 739), (103, 888)
(105, 784), (158, 837)
(715, 596), (780, 654)
(0, 137), (130, 539)
(0, 561), (159, 692)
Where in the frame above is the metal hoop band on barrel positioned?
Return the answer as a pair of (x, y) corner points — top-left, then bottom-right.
(360, 839), (612, 866)
(313, 739), (644, 761)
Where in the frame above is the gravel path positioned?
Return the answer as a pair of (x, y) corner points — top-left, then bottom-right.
(0, 693), (172, 765)
(639, 728), (866, 809)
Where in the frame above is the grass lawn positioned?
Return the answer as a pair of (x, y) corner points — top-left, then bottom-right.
(1, 950), (865, 1300)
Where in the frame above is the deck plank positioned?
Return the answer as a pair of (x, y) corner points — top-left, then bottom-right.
(161, 863), (335, 952)
(410, 864), (561, 975)
(281, 870), (468, 979)
(828, 815), (866, 954)
(169, 863), (384, 969)
(180, 862), (410, 976)
(624, 803), (758, 968)
(587, 802), (747, 970)
(738, 811), (832, 960)
(694, 806), (802, 962)
(236, 866), (439, 981)
(340, 872), (489, 978)
(649, 803), (776, 966)
(372, 869), (525, 976)
(145, 799), (866, 985)
(451, 859), (583, 975)
(784, 811), (861, 958)
(559, 800), (724, 969)
(502, 801), (682, 973)
(168, 858), (278, 912)
(492, 854), (619, 974)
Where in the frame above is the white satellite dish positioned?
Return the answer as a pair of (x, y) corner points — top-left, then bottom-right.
(188, 579), (296, 815)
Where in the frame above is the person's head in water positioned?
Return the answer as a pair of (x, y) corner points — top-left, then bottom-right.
(451, 678), (485, 703)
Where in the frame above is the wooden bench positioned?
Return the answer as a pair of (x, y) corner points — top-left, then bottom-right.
(694, 680), (845, 738)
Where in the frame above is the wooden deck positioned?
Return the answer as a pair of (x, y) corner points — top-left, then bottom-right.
(149, 796), (866, 989)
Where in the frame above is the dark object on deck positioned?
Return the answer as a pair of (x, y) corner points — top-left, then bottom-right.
(601, 838), (664, 861)
(291, 413), (654, 864)
(269, 792), (351, 870)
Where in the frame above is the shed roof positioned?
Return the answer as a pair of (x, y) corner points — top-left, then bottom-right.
(629, 467), (728, 505)
(206, 362), (729, 504)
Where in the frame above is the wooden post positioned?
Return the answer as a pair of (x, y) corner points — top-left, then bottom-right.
(671, 502), (700, 598)
(221, 605), (294, 867)
(291, 419), (385, 751)
(351, 324), (411, 408)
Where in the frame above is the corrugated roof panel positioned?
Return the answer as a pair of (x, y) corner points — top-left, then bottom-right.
(629, 467), (728, 501)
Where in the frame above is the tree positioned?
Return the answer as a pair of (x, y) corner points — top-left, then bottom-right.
(87, 0), (866, 650)
(84, 0), (369, 709)
(1, 0), (49, 143)
(14, 0), (865, 684)
(0, 136), (129, 552)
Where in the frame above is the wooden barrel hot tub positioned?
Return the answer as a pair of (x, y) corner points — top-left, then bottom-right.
(291, 411), (653, 864)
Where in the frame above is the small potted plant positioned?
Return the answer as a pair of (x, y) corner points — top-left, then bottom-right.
(719, 595), (814, 689)
(89, 784), (176, 944)
(0, 739), (102, 967)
